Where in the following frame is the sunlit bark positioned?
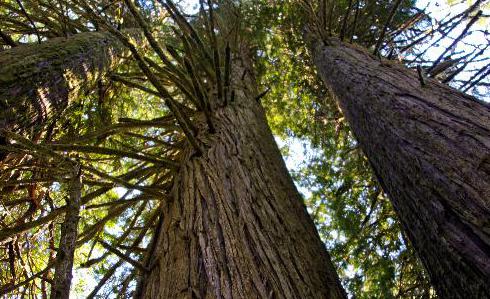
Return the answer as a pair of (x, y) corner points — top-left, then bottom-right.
(135, 59), (347, 299)
(0, 31), (126, 143)
(310, 35), (490, 298)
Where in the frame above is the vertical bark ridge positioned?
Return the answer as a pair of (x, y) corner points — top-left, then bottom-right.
(137, 84), (346, 298)
(310, 36), (490, 298)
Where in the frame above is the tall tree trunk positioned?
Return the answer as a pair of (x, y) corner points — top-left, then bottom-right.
(135, 59), (346, 298)
(50, 168), (82, 299)
(0, 31), (126, 145)
(309, 35), (490, 298)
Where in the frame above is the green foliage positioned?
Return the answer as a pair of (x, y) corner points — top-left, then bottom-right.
(243, 0), (436, 297)
(1, 0), (485, 297)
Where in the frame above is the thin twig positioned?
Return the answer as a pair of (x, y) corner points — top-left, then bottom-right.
(15, 0), (41, 44)
(373, 0), (403, 55)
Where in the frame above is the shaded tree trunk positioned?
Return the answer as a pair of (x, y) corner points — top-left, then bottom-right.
(0, 31), (126, 145)
(50, 168), (82, 299)
(135, 58), (346, 298)
(309, 35), (490, 298)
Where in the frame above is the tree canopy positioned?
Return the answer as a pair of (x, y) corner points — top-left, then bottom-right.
(0, 0), (488, 297)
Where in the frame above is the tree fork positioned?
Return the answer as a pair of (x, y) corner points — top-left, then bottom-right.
(309, 34), (490, 298)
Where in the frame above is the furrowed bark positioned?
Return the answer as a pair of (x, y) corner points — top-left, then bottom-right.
(0, 31), (127, 144)
(309, 35), (490, 298)
(135, 58), (346, 298)
(50, 169), (82, 299)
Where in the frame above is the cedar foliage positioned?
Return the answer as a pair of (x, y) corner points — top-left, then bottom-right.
(0, 0), (488, 297)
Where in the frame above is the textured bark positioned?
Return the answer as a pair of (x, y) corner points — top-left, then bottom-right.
(0, 31), (126, 142)
(135, 60), (346, 298)
(310, 36), (490, 298)
(50, 171), (82, 299)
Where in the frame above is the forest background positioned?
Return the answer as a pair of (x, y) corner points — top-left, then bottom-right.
(0, 0), (488, 298)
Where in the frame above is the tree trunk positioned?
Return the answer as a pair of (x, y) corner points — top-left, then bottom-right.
(0, 31), (126, 143)
(135, 60), (346, 298)
(50, 169), (82, 299)
(309, 35), (490, 298)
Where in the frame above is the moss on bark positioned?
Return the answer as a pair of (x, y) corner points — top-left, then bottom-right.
(0, 31), (127, 140)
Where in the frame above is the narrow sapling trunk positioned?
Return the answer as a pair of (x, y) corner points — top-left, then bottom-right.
(309, 35), (490, 298)
(50, 168), (82, 299)
(135, 57), (347, 298)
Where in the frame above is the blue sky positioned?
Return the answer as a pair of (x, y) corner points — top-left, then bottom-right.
(71, 0), (489, 296)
